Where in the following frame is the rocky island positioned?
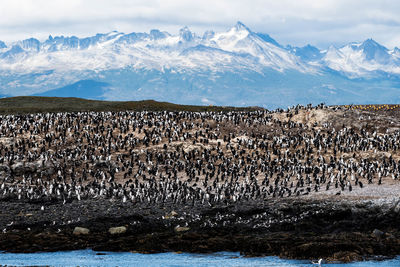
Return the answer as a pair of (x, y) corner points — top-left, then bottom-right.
(0, 98), (399, 263)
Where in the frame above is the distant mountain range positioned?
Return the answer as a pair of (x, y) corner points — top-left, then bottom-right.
(1, 21), (400, 108)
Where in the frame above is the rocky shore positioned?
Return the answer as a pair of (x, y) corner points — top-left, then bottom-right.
(0, 196), (399, 263)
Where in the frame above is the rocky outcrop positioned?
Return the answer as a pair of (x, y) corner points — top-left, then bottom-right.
(0, 198), (399, 263)
(8, 160), (55, 176)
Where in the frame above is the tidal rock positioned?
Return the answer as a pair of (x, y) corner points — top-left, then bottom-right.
(108, 226), (127, 235)
(331, 251), (362, 263)
(73, 227), (90, 236)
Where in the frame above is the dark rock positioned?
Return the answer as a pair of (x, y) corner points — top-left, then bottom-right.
(0, 198), (399, 263)
(371, 229), (384, 238)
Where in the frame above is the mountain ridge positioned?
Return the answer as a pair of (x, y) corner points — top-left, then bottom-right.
(0, 22), (399, 108)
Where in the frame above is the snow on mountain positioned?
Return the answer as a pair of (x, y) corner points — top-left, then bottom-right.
(1, 23), (398, 79)
(0, 22), (400, 107)
(1, 22), (398, 79)
(391, 47), (400, 61)
(288, 44), (323, 62)
(321, 39), (400, 77)
(0, 21), (310, 75)
(179, 26), (195, 42)
(255, 33), (282, 48)
(322, 45), (362, 76)
(19, 38), (41, 52)
(203, 22), (309, 72)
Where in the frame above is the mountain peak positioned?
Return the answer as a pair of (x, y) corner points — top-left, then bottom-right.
(289, 44), (322, 62)
(20, 38), (40, 51)
(150, 29), (168, 40)
(327, 45), (338, 52)
(360, 38), (387, 51)
(233, 21), (251, 32)
(0, 40), (6, 49)
(179, 26), (194, 42)
(106, 30), (121, 36)
(359, 38), (389, 62)
(362, 38), (379, 46)
(325, 45), (342, 59)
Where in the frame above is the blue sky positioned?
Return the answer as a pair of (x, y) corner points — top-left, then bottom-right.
(1, 0), (400, 49)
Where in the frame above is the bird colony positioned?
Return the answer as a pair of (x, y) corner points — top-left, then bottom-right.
(0, 104), (400, 206)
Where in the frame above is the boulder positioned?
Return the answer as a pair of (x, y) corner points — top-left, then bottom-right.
(108, 226), (127, 235)
(174, 226), (190, 233)
(164, 210), (178, 219)
(73, 227), (90, 236)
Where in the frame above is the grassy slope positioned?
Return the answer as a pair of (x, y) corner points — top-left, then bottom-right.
(0, 96), (262, 114)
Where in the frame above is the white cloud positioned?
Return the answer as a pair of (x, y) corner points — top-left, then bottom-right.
(0, 0), (399, 49)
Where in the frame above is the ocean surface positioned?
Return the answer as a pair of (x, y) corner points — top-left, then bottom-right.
(0, 250), (399, 267)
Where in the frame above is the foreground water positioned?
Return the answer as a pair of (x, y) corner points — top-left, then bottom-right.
(0, 250), (399, 266)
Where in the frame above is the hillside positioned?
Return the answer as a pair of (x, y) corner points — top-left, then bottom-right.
(0, 96), (261, 114)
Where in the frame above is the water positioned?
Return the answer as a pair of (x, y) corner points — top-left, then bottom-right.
(0, 250), (399, 267)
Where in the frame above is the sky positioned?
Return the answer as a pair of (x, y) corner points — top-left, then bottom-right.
(1, 0), (400, 49)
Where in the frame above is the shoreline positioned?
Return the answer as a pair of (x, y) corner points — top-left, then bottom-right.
(1, 250), (397, 267)
(0, 197), (399, 263)
(0, 250), (398, 265)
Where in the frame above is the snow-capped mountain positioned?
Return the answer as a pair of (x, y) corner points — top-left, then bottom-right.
(318, 39), (400, 78)
(0, 22), (400, 108)
(287, 44), (323, 62)
(0, 22), (308, 73)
